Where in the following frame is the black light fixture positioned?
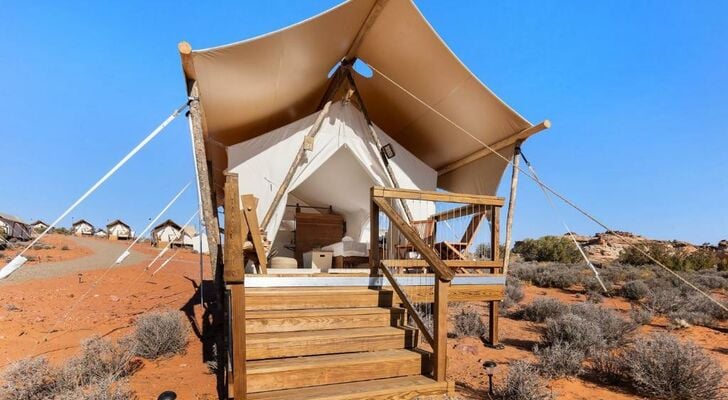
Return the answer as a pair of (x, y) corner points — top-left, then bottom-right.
(483, 360), (497, 396)
(381, 143), (395, 160)
(157, 391), (177, 400)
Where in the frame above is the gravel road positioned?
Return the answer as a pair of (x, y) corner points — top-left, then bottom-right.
(0, 236), (149, 284)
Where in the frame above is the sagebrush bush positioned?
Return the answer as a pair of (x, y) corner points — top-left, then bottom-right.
(623, 334), (725, 400)
(502, 276), (525, 310)
(513, 236), (582, 263)
(517, 298), (568, 322)
(569, 303), (636, 347)
(129, 309), (190, 359)
(692, 272), (727, 290)
(493, 360), (551, 400)
(56, 377), (135, 400)
(535, 340), (585, 378)
(629, 307), (653, 325)
(532, 268), (579, 289)
(589, 349), (625, 385)
(620, 244), (720, 271)
(0, 357), (60, 400)
(585, 290), (604, 303)
(451, 309), (486, 339)
(620, 280), (650, 300)
(542, 313), (604, 353)
(62, 336), (135, 387)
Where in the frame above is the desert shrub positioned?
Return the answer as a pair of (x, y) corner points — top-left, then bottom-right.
(582, 276), (613, 294)
(61, 245), (70, 251)
(569, 303), (636, 347)
(622, 334), (725, 400)
(517, 298), (568, 322)
(451, 310), (486, 339)
(0, 357), (61, 400)
(128, 309), (189, 360)
(502, 276), (525, 310)
(629, 307), (653, 325)
(61, 336), (134, 387)
(620, 244), (721, 271)
(620, 280), (651, 300)
(692, 272), (727, 290)
(493, 360), (551, 400)
(534, 340), (585, 378)
(589, 349), (626, 385)
(532, 268), (579, 289)
(542, 313), (604, 352)
(668, 295), (728, 327)
(645, 283), (684, 314)
(585, 291), (603, 303)
(513, 236), (582, 263)
(55, 377), (134, 400)
(510, 262), (539, 283)
(619, 242), (670, 266)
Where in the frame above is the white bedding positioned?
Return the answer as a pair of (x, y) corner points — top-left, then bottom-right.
(321, 237), (368, 257)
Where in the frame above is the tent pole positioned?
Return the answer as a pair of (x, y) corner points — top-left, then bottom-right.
(260, 101), (334, 231)
(502, 141), (522, 275)
(344, 69), (414, 223)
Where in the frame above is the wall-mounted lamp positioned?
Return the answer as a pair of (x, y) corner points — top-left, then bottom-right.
(381, 143), (395, 159)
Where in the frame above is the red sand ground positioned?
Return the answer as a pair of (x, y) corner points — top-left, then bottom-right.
(1, 234), (91, 265)
(0, 239), (726, 399)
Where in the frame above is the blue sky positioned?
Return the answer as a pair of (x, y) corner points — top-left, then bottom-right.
(1, 1), (726, 244)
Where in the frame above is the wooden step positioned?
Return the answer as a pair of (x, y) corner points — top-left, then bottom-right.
(246, 326), (416, 360)
(247, 375), (449, 400)
(246, 307), (404, 333)
(245, 287), (394, 311)
(246, 349), (423, 393)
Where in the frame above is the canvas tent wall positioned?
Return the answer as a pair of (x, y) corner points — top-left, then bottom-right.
(0, 213), (31, 241)
(227, 101), (436, 253)
(72, 220), (94, 236)
(106, 220), (132, 240)
(179, 0), (548, 206)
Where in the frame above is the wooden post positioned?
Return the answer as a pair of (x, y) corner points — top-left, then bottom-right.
(187, 83), (222, 281)
(433, 278), (449, 381)
(488, 300), (500, 347)
(503, 142), (522, 275)
(224, 174), (246, 399)
(370, 190), (380, 270)
(490, 206), (500, 263)
(241, 195), (267, 274)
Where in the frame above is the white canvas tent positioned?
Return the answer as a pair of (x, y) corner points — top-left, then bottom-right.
(227, 101), (436, 254)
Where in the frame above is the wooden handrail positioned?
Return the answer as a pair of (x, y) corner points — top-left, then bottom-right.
(372, 186), (504, 206)
(224, 174), (247, 399)
(372, 196), (454, 282)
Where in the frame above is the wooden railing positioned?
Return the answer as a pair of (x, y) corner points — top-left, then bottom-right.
(371, 186), (505, 380)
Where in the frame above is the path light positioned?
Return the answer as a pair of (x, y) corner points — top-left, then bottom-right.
(483, 360), (497, 396)
(157, 391), (177, 400)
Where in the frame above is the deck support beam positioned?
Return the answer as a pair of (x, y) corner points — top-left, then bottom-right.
(502, 141), (522, 275)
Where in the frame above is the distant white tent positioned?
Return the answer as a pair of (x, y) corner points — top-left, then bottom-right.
(227, 101), (436, 254)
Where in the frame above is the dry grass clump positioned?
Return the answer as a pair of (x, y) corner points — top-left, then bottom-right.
(128, 309), (190, 359)
(451, 309), (486, 339)
(0, 338), (137, 400)
(0, 357), (60, 400)
(516, 298), (568, 322)
(620, 279), (650, 300)
(493, 360), (551, 400)
(62, 336), (136, 387)
(569, 303), (636, 347)
(622, 334), (725, 400)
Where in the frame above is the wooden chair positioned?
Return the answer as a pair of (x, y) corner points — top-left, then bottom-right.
(394, 219), (435, 272)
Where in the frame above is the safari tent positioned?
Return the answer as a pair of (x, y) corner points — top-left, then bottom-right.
(0, 213), (32, 241)
(178, 0), (548, 398)
(106, 219), (132, 240)
(71, 219), (94, 237)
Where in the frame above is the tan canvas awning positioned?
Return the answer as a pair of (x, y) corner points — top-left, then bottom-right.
(179, 0), (547, 196)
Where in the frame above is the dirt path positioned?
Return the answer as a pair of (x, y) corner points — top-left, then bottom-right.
(0, 236), (149, 284)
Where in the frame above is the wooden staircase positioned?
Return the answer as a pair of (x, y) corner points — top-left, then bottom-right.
(243, 287), (450, 399)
